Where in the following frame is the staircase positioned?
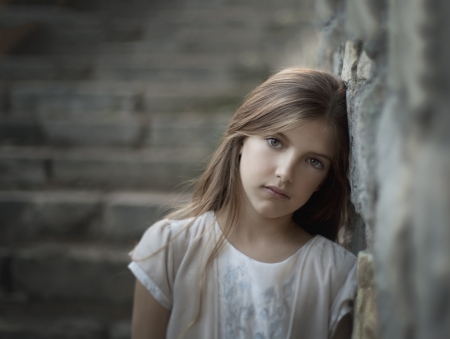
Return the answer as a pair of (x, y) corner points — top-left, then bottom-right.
(0, 0), (315, 337)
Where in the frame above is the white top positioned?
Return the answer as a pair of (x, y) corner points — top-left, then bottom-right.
(129, 211), (357, 339)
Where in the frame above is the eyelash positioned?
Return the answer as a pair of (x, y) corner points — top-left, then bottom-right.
(266, 137), (325, 169)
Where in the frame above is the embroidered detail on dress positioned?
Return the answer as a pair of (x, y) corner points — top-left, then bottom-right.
(221, 257), (253, 338)
(220, 257), (296, 339)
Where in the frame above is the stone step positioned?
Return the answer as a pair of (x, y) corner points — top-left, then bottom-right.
(0, 116), (144, 147)
(0, 53), (268, 82)
(0, 190), (189, 245)
(8, 81), (138, 117)
(145, 7), (286, 25)
(95, 53), (267, 69)
(6, 80), (247, 116)
(141, 24), (264, 41)
(0, 4), (307, 56)
(0, 112), (230, 147)
(94, 61), (229, 83)
(4, 242), (134, 304)
(4, 0), (106, 12)
(100, 29), (267, 55)
(153, 0), (303, 11)
(0, 6), (105, 55)
(93, 54), (268, 82)
(0, 146), (211, 190)
(0, 314), (128, 339)
(0, 294), (132, 338)
(0, 55), (94, 81)
(1, 5), (222, 47)
(0, 6), (101, 29)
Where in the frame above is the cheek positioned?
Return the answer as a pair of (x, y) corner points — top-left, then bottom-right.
(240, 145), (274, 177)
(294, 169), (329, 196)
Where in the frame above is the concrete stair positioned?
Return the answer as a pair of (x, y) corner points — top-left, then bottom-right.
(0, 190), (185, 337)
(0, 190), (190, 244)
(0, 111), (230, 147)
(6, 81), (246, 115)
(0, 146), (211, 190)
(0, 0), (314, 337)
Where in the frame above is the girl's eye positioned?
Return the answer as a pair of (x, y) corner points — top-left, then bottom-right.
(267, 138), (282, 149)
(308, 158), (324, 169)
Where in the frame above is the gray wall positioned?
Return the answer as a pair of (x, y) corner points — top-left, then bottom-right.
(314, 0), (450, 338)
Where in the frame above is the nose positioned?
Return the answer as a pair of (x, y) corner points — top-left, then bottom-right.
(275, 153), (296, 184)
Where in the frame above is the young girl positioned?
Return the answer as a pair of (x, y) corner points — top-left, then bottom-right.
(129, 68), (357, 339)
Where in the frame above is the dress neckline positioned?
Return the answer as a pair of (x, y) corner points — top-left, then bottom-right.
(210, 211), (318, 265)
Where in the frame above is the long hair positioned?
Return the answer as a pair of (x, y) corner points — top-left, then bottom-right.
(168, 67), (349, 239)
(164, 68), (350, 336)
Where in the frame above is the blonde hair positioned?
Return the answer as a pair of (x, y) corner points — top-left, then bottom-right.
(163, 68), (350, 336)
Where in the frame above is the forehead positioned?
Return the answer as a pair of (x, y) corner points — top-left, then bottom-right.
(280, 120), (335, 157)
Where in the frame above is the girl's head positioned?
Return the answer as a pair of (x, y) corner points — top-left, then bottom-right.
(181, 68), (349, 241)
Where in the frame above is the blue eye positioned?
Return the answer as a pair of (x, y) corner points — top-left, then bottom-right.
(267, 138), (282, 149)
(308, 158), (324, 169)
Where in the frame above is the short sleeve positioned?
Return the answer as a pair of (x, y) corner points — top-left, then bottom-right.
(128, 219), (175, 310)
(329, 259), (358, 337)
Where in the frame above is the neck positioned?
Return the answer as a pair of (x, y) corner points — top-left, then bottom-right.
(216, 200), (312, 264)
(216, 201), (295, 244)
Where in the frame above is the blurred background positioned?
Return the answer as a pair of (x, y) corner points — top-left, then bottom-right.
(0, 0), (320, 337)
(3, 0), (450, 338)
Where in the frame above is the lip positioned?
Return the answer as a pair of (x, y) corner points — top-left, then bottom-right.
(264, 186), (290, 199)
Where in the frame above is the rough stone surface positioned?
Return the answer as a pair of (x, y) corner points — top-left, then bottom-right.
(341, 40), (361, 82)
(316, 0), (450, 338)
(315, 0), (341, 26)
(353, 251), (378, 339)
(356, 51), (374, 81)
(345, 0), (383, 41)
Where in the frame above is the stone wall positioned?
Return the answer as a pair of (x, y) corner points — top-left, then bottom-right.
(314, 1), (450, 339)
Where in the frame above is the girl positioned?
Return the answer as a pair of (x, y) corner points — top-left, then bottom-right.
(129, 68), (357, 339)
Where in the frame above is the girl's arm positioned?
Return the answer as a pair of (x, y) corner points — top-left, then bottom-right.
(131, 279), (171, 339)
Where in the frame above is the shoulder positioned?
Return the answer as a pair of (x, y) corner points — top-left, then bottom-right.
(309, 235), (357, 278)
(132, 211), (215, 255)
(312, 235), (356, 262)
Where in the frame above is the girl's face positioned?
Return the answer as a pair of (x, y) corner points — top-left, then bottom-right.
(238, 120), (334, 221)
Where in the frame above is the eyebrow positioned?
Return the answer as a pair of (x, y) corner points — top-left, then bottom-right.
(274, 132), (333, 162)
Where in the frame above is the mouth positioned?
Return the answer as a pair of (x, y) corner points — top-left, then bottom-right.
(264, 186), (290, 199)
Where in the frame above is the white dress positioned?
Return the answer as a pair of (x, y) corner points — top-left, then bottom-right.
(128, 211), (357, 339)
